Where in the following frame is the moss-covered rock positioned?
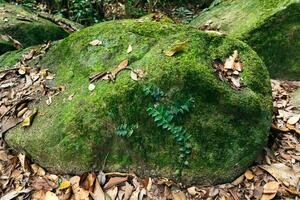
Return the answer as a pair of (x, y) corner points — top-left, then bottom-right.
(0, 2), (79, 54)
(0, 19), (272, 185)
(190, 0), (300, 80)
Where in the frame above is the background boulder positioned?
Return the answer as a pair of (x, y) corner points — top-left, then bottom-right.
(0, 2), (81, 54)
(190, 0), (300, 80)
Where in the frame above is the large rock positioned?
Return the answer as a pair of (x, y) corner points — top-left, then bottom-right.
(0, 2), (80, 54)
(190, 0), (300, 80)
(0, 19), (272, 185)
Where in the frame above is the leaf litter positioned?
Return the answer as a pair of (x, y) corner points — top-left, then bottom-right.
(213, 50), (244, 90)
(1, 79), (300, 199)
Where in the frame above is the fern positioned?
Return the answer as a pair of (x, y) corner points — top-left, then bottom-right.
(144, 85), (194, 178)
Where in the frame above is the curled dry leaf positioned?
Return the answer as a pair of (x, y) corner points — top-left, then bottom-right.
(127, 44), (133, 53)
(22, 108), (38, 127)
(244, 169), (254, 180)
(80, 172), (96, 191)
(130, 69), (145, 81)
(90, 178), (105, 200)
(261, 181), (280, 200)
(104, 176), (128, 190)
(111, 59), (129, 78)
(89, 39), (103, 46)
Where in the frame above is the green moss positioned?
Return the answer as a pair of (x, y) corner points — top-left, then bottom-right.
(1, 19), (272, 185)
(190, 0), (300, 80)
(0, 2), (76, 54)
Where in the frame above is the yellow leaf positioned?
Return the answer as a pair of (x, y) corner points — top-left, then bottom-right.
(22, 108), (38, 127)
(164, 41), (187, 57)
(59, 180), (71, 190)
(171, 191), (186, 200)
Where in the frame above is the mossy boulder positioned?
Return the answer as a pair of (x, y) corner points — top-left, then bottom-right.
(0, 2), (79, 54)
(0, 19), (272, 185)
(190, 0), (300, 80)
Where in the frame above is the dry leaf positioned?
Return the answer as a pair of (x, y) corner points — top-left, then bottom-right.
(22, 108), (38, 127)
(171, 191), (186, 200)
(127, 44), (133, 53)
(187, 186), (200, 196)
(90, 178), (105, 200)
(106, 186), (118, 200)
(104, 176), (128, 190)
(90, 40), (103, 46)
(261, 181), (280, 200)
(111, 59), (129, 78)
(129, 188), (140, 200)
(164, 41), (187, 57)
(130, 69), (145, 81)
(18, 153), (30, 172)
(81, 172), (96, 191)
(70, 176), (90, 200)
(45, 191), (59, 200)
(123, 182), (134, 200)
(244, 169), (254, 180)
(260, 163), (299, 187)
(30, 177), (58, 191)
(1, 188), (32, 200)
(287, 115), (300, 125)
(89, 83), (96, 91)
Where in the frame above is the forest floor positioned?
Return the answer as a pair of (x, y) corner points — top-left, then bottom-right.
(1, 79), (300, 200)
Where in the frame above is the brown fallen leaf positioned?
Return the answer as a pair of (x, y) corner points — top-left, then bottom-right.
(122, 182), (134, 200)
(45, 191), (59, 200)
(90, 178), (105, 200)
(70, 176), (90, 200)
(90, 39), (103, 46)
(17, 153), (30, 172)
(106, 186), (118, 200)
(261, 181), (280, 200)
(1, 188), (32, 200)
(104, 176), (128, 190)
(130, 69), (145, 81)
(260, 163), (300, 187)
(111, 59), (129, 79)
(164, 41), (187, 57)
(171, 190), (186, 200)
(30, 177), (58, 191)
(244, 169), (254, 180)
(80, 172), (96, 191)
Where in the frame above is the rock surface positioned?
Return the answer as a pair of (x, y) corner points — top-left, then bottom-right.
(0, 2), (80, 54)
(0, 19), (272, 185)
(190, 0), (300, 80)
